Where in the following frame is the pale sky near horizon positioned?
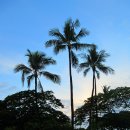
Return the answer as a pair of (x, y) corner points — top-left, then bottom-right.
(0, 0), (130, 116)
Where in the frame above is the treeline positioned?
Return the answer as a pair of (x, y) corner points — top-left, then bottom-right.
(0, 90), (70, 130)
(0, 87), (130, 130)
(75, 86), (130, 129)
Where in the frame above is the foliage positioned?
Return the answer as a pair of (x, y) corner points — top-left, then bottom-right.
(14, 50), (60, 92)
(78, 46), (114, 79)
(75, 86), (130, 129)
(98, 111), (130, 129)
(0, 90), (70, 130)
(45, 18), (93, 57)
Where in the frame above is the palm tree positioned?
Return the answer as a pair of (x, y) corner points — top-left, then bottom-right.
(14, 50), (60, 107)
(45, 18), (94, 129)
(102, 85), (111, 94)
(79, 46), (114, 129)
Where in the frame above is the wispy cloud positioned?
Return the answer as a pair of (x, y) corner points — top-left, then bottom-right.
(0, 82), (18, 99)
(0, 82), (8, 88)
(0, 55), (23, 74)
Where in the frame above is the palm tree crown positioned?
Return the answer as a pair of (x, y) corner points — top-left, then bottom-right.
(79, 46), (114, 78)
(14, 49), (60, 92)
(45, 18), (94, 66)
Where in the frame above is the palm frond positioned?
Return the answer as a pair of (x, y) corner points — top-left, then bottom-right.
(88, 45), (97, 55)
(95, 70), (100, 79)
(41, 71), (61, 84)
(102, 85), (111, 94)
(64, 18), (72, 28)
(54, 44), (67, 54)
(43, 57), (56, 65)
(45, 40), (64, 47)
(14, 64), (31, 86)
(78, 62), (89, 72)
(27, 74), (35, 89)
(64, 18), (75, 41)
(98, 50), (110, 63)
(26, 49), (32, 57)
(22, 71), (25, 86)
(83, 68), (90, 77)
(75, 28), (89, 41)
(74, 19), (80, 28)
(14, 64), (31, 73)
(71, 43), (94, 51)
(71, 51), (79, 68)
(49, 29), (66, 41)
(26, 50), (55, 70)
(97, 64), (114, 75)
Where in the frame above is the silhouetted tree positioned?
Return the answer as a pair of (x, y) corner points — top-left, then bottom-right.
(14, 50), (60, 107)
(75, 87), (130, 129)
(78, 46), (114, 129)
(0, 90), (70, 130)
(98, 111), (130, 129)
(45, 18), (94, 130)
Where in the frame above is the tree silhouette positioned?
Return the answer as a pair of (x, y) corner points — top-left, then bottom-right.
(0, 90), (70, 130)
(78, 46), (114, 129)
(45, 18), (94, 130)
(14, 50), (60, 107)
(99, 111), (130, 129)
(75, 87), (130, 129)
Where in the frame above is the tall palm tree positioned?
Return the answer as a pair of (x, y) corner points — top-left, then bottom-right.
(14, 50), (60, 106)
(45, 18), (94, 129)
(79, 46), (114, 129)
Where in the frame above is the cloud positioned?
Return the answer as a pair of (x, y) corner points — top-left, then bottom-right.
(0, 55), (23, 74)
(0, 59), (16, 73)
(0, 82), (8, 88)
(0, 82), (18, 99)
(0, 82), (16, 91)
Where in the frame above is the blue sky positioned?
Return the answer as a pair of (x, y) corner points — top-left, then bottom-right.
(0, 0), (130, 115)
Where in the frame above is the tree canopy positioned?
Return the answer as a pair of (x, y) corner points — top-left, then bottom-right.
(75, 86), (130, 129)
(0, 90), (70, 130)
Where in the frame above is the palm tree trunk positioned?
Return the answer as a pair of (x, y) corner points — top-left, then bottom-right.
(94, 76), (98, 130)
(90, 70), (95, 130)
(91, 74), (95, 97)
(35, 74), (38, 110)
(68, 47), (74, 130)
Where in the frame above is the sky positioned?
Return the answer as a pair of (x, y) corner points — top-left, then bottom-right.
(0, 0), (130, 116)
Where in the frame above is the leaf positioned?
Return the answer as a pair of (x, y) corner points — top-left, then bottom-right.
(41, 71), (61, 84)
